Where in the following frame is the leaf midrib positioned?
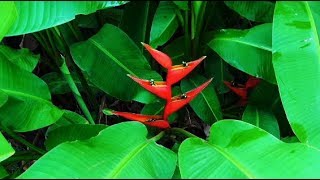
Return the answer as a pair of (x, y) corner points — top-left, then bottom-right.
(208, 142), (255, 178)
(108, 139), (153, 178)
(189, 79), (220, 121)
(89, 39), (137, 77)
(1, 89), (51, 103)
(213, 38), (272, 52)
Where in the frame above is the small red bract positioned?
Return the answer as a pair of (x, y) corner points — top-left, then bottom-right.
(106, 43), (212, 129)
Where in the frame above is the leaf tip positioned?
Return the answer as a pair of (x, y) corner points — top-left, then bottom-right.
(102, 109), (114, 116)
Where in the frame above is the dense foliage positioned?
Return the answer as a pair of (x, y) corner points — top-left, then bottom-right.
(0, 1), (319, 178)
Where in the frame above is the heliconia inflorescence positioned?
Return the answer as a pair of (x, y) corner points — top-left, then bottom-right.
(103, 43), (213, 129)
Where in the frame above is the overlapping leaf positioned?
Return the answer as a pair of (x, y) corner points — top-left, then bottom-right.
(0, 59), (63, 132)
(150, 1), (179, 48)
(0, 2), (17, 41)
(179, 120), (320, 178)
(19, 122), (177, 178)
(181, 75), (222, 124)
(208, 23), (276, 84)
(70, 24), (162, 104)
(6, 1), (128, 36)
(272, 1), (320, 148)
(225, 1), (275, 23)
(0, 132), (14, 162)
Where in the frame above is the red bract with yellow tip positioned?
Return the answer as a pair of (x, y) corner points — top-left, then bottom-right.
(105, 43), (212, 129)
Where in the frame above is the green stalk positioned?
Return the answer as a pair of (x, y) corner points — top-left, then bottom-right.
(0, 124), (45, 155)
(54, 25), (99, 111)
(192, 1), (207, 58)
(59, 57), (95, 124)
(168, 128), (199, 138)
(184, 1), (191, 60)
(150, 131), (165, 142)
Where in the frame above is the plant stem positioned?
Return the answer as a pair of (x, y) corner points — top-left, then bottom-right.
(151, 131), (165, 142)
(169, 128), (199, 138)
(59, 57), (95, 124)
(0, 124), (46, 155)
(184, 1), (191, 60)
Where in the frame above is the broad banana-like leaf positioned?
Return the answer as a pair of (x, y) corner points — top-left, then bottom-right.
(70, 24), (162, 104)
(0, 2), (17, 41)
(272, 1), (320, 148)
(208, 23), (276, 84)
(0, 132), (14, 162)
(179, 120), (320, 178)
(19, 122), (177, 178)
(6, 1), (128, 36)
(0, 59), (63, 132)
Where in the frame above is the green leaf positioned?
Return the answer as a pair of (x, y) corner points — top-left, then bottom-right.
(0, 165), (8, 179)
(224, 1), (275, 23)
(0, 91), (8, 107)
(46, 110), (88, 134)
(247, 80), (279, 106)
(150, 1), (179, 48)
(6, 1), (128, 36)
(0, 45), (39, 72)
(0, 59), (63, 132)
(41, 72), (99, 95)
(242, 105), (280, 138)
(141, 102), (177, 123)
(45, 124), (107, 150)
(70, 23), (162, 104)
(204, 52), (232, 94)
(0, 2), (17, 41)
(173, 1), (188, 11)
(19, 122), (177, 178)
(208, 23), (276, 84)
(0, 132), (15, 162)
(272, 1), (320, 148)
(179, 120), (320, 178)
(282, 136), (300, 143)
(119, 1), (156, 48)
(181, 75), (222, 124)
(162, 36), (185, 65)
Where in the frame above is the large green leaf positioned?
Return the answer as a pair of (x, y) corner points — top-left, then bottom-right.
(179, 120), (320, 178)
(181, 75), (222, 124)
(162, 36), (185, 65)
(204, 51), (232, 94)
(242, 105), (280, 138)
(19, 122), (177, 178)
(0, 165), (8, 179)
(47, 110), (88, 134)
(70, 23), (162, 104)
(41, 72), (99, 95)
(45, 124), (107, 150)
(208, 23), (276, 84)
(0, 59), (63, 132)
(6, 1), (128, 36)
(224, 1), (275, 23)
(0, 45), (39, 72)
(150, 1), (179, 48)
(119, 1), (156, 48)
(272, 1), (320, 148)
(0, 2), (17, 41)
(0, 132), (15, 162)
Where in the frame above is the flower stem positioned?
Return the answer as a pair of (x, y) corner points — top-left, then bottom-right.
(150, 131), (165, 142)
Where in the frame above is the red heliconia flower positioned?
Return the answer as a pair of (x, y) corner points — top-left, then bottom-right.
(141, 42), (172, 69)
(104, 43), (211, 129)
(105, 110), (170, 129)
(166, 56), (206, 85)
(127, 75), (171, 100)
(224, 76), (261, 106)
(164, 78), (213, 120)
